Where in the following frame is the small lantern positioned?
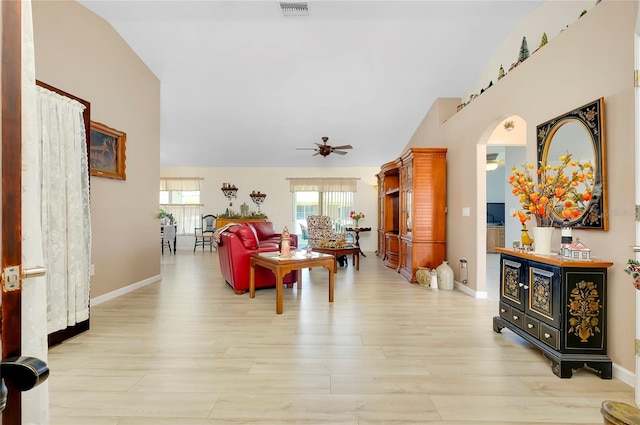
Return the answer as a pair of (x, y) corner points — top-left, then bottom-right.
(559, 219), (573, 254)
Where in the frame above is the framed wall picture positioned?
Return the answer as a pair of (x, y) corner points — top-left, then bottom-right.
(89, 121), (126, 180)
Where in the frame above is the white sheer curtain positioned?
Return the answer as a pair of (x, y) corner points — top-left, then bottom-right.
(38, 85), (92, 333)
(163, 204), (201, 235)
(21, 1), (49, 423)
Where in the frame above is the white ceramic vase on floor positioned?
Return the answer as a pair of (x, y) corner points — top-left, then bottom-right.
(533, 227), (554, 255)
(436, 260), (454, 290)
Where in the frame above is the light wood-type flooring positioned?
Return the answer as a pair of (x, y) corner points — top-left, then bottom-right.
(48, 250), (634, 424)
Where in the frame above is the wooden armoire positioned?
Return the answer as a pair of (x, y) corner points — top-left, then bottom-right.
(377, 148), (447, 282)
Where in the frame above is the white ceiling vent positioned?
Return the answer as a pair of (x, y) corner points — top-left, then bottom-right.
(280, 2), (309, 17)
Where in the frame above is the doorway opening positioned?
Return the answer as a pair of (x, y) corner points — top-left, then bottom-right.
(481, 115), (527, 300)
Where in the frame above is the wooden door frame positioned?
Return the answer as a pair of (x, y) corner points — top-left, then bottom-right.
(1, 4), (92, 422)
(2, 0), (24, 423)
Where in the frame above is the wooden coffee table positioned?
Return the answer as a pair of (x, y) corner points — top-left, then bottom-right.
(311, 245), (360, 272)
(249, 251), (334, 314)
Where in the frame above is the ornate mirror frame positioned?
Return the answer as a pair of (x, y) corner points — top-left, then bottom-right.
(537, 97), (607, 230)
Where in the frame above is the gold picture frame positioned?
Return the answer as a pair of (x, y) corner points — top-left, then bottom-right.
(536, 98), (606, 230)
(90, 121), (126, 180)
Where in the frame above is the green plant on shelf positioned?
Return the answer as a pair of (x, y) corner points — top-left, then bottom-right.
(219, 209), (267, 219)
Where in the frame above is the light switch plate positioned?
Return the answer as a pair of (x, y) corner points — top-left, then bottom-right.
(462, 207), (470, 217)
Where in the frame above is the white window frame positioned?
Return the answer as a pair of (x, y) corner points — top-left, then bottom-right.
(160, 177), (203, 235)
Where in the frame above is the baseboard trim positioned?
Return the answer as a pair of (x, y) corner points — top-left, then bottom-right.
(612, 363), (634, 387)
(91, 274), (161, 307)
(455, 280), (488, 299)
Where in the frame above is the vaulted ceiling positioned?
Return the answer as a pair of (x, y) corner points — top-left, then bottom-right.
(78, 1), (541, 168)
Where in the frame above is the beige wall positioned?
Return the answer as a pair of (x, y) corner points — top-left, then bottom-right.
(32, 1), (162, 297)
(162, 167), (380, 253)
(407, 1), (637, 377)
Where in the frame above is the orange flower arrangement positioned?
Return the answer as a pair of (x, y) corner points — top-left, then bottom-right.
(509, 153), (594, 227)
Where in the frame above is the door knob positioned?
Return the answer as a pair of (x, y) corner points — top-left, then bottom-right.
(23, 266), (46, 279)
(0, 356), (49, 414)
(1, 356), (49, 391)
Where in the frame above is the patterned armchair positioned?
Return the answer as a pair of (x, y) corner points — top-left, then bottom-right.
(306, 215), (345, 248)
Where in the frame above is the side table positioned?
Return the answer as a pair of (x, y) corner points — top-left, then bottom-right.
(344, 227), (371, 257)
(311, 245), (360, 272)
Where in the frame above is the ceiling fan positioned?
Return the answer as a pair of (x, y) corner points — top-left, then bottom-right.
(296, 137), (353, 157)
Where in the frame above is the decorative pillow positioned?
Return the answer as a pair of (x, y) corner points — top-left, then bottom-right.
(229, 224), (259, 249)
(252, 222), (275, 241)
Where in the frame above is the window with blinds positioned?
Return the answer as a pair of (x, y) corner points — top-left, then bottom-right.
(289, 177), (357, 236)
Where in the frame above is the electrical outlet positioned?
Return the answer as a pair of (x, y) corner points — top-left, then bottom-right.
(462, 207), (470, 217)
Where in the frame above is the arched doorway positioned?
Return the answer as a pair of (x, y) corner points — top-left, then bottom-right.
(479, 115), (526, 299)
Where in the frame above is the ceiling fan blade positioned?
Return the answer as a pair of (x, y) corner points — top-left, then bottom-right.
(296, 147), (316, 150)
(333, 150), (349, 155)
(312, 152), (321, 156)
(332, 145), (352, 150)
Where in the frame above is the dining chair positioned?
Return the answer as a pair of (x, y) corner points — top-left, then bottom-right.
(194, 214), (216, 252)
(300, 223), (309, 247)
(161, 224), (176, 254)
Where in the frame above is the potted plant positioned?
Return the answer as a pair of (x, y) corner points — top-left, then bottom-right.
(158, 208), (168, 224)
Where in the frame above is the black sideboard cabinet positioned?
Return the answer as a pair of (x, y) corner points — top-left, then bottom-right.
(493, 248), (613, 379)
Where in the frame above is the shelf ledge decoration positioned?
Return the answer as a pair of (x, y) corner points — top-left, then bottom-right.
(503, 120), (514, 131)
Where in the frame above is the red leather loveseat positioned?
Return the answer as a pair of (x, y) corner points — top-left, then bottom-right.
(217, 221), (298, 294)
